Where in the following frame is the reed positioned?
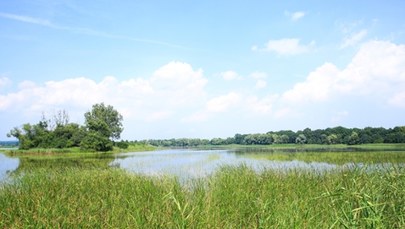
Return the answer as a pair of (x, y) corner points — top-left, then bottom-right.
(1, 164), (403, 228)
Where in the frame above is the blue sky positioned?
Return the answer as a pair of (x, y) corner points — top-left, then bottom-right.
(1, 0), (405, 140)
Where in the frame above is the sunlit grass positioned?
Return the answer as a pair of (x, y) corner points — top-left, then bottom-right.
(243, 151), (405, 164)
(1, 164), (404, 228)
(5, 143), (156, 156)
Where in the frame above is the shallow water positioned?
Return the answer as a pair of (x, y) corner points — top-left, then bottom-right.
(111, 149), (345, 181)
(0, 153), (20, 182)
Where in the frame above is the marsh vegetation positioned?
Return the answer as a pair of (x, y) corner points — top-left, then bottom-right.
(1, 144), (404, 228)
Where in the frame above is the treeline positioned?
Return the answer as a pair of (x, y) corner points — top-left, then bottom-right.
(0, 141), (18, 148)
(143, 126), (405, 147)
(7, 103), (125, 151)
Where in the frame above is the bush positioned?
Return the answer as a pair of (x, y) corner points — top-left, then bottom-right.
(80, 131), (113, 152)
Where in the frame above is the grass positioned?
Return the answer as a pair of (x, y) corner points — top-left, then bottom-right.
(4, 143), (156, 156)
(243, 151), (405, 164)
(0, 163), (404, 228)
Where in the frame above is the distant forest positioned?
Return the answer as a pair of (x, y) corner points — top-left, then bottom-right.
(0, 141), (18, 148)
(141, 126), (405, 147)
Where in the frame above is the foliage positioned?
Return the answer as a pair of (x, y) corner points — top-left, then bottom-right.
(7, 104), (124, 152)
(80, 131), (114, 152)
(84, 103), (123, 140)
(115, 140), (129, 149)
(145, 126), (405, 147)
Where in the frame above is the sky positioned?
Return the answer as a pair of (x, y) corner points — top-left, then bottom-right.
(1, 0), (405, 141)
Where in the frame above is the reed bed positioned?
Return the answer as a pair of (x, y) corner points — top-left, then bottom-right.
(1, 164), (404, 228)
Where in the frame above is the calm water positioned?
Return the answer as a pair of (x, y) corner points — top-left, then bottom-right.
(111, 149), (345, 181)
(0, 153), (19, 182)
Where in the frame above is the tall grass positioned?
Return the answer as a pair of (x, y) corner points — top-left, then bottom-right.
(1, 165), (404, 228)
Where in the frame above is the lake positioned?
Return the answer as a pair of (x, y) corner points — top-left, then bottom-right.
(0, 153), (20, 182)
(1, 149), (401, 183)
(111, 149), (354, 182)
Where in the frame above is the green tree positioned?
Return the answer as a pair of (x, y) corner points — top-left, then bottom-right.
(80, 131), (114, 151)
(295, 134), (307, 144)
(84, 103), (123, 140)
(327, 134), (338, 144)
(347, 131), (360, 145)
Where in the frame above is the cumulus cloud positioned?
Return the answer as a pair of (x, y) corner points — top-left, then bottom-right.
(285, 11), (306, 21)
(182, 92), (242, 122)
(255, 80), (267, 89)
(206, 92), (240, 113)
(0, 61), (207, 121)
(282, 63), (339, 103)
(220, 70), (240, 81)
(245, 95), (277, 115)
(253, 38), (315, 56)
(282, 40), (405, 106)
(250, 72), (268, 89)
(2, 40), (405, 137)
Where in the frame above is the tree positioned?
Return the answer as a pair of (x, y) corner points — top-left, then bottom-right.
(295, 134), (307, 144)
(347, 131), (360, 145)
(84, 103), (123, 140)
(327, 134), (338, 144)
(80, 131), (114, 151)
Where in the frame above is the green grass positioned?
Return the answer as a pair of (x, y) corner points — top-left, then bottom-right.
(4, 143), (156, 155)
(111, 143), (156, 153)
(1, 164), (404, 228)
(243, 151), (405, 164)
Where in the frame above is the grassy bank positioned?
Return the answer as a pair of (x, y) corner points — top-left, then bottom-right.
(4, 143), (155, 156)
(1, 165), (404, 228)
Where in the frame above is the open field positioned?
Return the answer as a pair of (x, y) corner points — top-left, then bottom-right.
(1, 144), (405, 228)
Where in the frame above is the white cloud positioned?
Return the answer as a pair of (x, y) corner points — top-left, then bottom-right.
(220, 71), (240, 81)
(245, 95), (277, 115)
(0, 77), (11, 89)
(150, 62), (207, 106)
(285, 11), (306, 21)
(2, 40), (405, 139)
(341, 29), (368, 48)
(182, 92), (242, 123)
(282, 40), (405, 106)
(206, 92), (240, 113)
(255, 80), (267, 89)
(249, 72), (267, 80)
(282, 63), (339, 103)
(250, 72), (268, 89)
(253, 38), (315, 56)
(0, 61), (207, 120)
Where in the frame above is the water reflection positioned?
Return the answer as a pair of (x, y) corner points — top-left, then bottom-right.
(111, 149), (343, 181)
(0, 153), (19, 182)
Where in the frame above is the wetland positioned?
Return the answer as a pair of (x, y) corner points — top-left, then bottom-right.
(1, 144), (405, 228)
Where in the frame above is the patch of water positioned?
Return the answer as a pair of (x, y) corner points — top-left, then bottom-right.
(0, 153), (20, 183)
(111, 149), (344, 182)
